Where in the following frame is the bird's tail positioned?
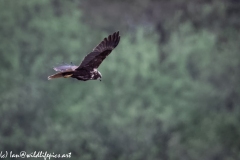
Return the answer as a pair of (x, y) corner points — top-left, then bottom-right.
(48, 71), (74, 80)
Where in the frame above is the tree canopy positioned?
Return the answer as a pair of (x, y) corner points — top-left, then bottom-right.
(0, 0), (240, 160)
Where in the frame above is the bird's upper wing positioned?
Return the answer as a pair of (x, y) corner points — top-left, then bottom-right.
(53, 64), (78, 72)
(76, 31), (120, 70)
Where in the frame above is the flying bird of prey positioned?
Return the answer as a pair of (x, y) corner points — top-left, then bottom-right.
(48, 31), (120, 81)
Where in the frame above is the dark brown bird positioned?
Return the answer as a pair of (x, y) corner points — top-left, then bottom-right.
(48, 31), (120, 81)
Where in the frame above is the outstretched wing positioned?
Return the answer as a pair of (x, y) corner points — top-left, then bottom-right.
(76, 31), (120, 70)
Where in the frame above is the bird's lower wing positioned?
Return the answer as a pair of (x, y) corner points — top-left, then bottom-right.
(48, 71), (74, 80)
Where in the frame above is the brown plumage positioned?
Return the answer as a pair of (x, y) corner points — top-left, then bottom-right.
(48, 31), (120, 81)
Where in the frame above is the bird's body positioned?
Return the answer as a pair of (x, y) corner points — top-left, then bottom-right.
(72, 68), (102, 81)
(48, 31), (120, 81)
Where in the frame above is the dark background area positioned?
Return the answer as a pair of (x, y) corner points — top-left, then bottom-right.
(0, 0), (240, 159)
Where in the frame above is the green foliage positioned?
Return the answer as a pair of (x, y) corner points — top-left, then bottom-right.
(0, 0), (240, 160)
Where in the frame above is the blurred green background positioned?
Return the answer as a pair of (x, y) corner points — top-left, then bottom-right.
(0, 0), (240, 160)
